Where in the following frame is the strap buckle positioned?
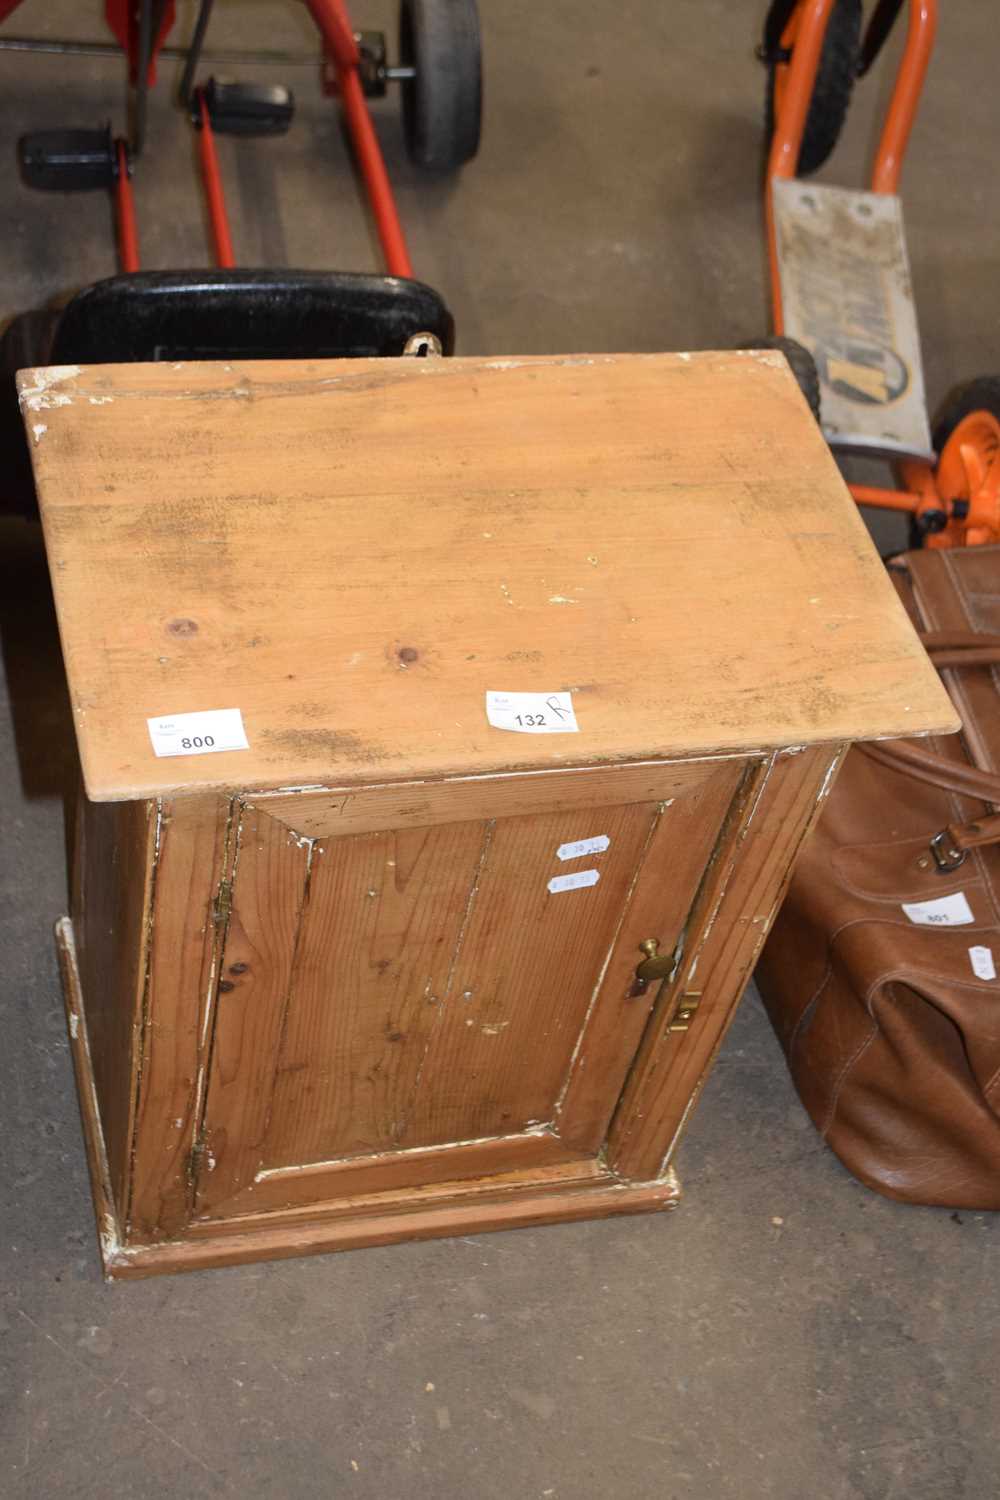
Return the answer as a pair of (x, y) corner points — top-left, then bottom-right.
(930, 830), (967, 873)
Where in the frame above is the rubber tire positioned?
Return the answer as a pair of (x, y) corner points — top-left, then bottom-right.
(0, 308), (62, 519)
(907, 375), (1000, 548)
(399, 0), (482, 170)
(932, 376), (1000, 456)
(765, 0), (862, 176)
(742, 336), (822, 422)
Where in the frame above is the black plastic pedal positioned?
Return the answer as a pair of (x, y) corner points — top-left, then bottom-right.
(199, 78), (295, 136)
(18, 126), (117, 191)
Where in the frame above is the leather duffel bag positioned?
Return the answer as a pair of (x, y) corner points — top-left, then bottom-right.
(757, 544), (1000, 1209)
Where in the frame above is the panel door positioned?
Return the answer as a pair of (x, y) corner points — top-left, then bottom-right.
(194, 761), (743, 1220)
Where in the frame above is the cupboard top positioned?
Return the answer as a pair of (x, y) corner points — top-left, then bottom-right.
(22, 350), (955, 800)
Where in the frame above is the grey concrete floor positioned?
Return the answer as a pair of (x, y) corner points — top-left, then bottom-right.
(2, 2), (999, 1496)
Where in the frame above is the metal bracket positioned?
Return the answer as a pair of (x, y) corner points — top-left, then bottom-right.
(668, 993), (702, 1034)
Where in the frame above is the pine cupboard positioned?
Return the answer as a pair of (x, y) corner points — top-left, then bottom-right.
(22, 350), (954, 1277)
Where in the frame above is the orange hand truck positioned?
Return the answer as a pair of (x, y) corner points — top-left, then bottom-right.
(760, 0), (999, 548)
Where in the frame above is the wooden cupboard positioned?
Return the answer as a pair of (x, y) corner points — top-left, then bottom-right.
(23, 350), (954, 1277)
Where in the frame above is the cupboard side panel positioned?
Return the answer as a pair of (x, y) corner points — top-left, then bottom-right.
(72, 791), (157, 1217)
(608, 745), (847, 1181)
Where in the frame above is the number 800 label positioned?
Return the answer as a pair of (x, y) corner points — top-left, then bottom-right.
(147, 708), (250, 759)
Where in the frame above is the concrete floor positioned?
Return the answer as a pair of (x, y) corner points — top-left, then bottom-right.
(2, 2), (999, 1496)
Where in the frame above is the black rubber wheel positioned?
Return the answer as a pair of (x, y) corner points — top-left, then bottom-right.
(399, 0), (482, 170)
(764, 0), (862, 176)
(742, 336), (822, 421)
(0, 308), (62, 519)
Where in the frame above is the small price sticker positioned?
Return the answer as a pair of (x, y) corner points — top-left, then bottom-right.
(900, 892), (974, 927)
(969, 945), (996, 981)
(557, 834), (610, 862)
(485, 690), (579, 735)
(548, 869), (600, 894)
(147, 707), (249, 759)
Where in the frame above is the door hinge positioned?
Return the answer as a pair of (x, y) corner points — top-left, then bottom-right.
(186, 1140), (207, 1188)
(213, 878), (233, 926)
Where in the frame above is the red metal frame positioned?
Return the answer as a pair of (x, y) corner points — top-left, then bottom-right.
(183, 1), (410, 278)
(304, 0), (414, 278)
(104, 0), (177, 85)
(114, 138), (140, 272)
(196, 90), (235, 269)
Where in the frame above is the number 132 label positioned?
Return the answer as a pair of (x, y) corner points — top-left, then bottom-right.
(485, 691), (579, 734)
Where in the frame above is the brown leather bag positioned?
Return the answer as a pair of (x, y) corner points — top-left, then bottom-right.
(757, 545), (1000, 1208)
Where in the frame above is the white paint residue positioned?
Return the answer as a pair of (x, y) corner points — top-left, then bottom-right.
(969, 945), (996, 981)
(88, 395), (114, 405)
(20, 363), (81, 391)
(902, 892), (974, 927)
(99, 1213), (120, 1260)
(18, 364), (81, 412)
(484, 359), (525, 370)
(548, 869), (600, 895)
(557, 834), (610, 862)
(548, 595), (579, 606)
(68, 1012), (79, 1038)
(22, 389), (71, 412)
(31, 422), (47, 443)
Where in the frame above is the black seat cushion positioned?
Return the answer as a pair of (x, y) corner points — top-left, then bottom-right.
(50, 268), (455, 364)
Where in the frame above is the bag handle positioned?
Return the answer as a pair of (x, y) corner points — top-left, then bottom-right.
(856, 627), (1000, 871)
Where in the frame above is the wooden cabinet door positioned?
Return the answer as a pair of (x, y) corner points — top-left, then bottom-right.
(193, 760), (743, 1222)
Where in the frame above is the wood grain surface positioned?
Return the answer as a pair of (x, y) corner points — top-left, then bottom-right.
(23, 352), (955, 800)
(196, 762), (731, 1219)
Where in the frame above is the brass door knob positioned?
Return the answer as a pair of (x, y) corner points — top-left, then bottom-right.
(635, 938), (676, 984)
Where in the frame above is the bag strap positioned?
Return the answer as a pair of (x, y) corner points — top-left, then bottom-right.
(921, 631), (1000, 669)
(856, 626), (1000, 871)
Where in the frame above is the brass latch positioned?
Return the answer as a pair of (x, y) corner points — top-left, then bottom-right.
(669, 993), (702, 1033)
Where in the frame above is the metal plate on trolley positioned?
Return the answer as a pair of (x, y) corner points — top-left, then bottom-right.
(773, 179), (933, 460)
